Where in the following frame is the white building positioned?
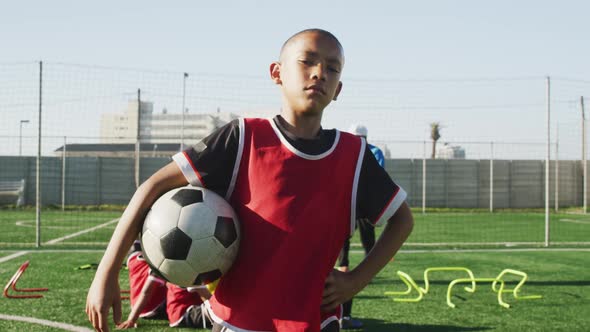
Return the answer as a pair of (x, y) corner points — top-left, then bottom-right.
(436, 143), (465, 159)
(100, 101), (239, 145)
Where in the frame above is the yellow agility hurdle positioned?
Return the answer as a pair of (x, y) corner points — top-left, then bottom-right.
(385, 267), (542, 308)
(447, 269), (542, 309)
(420, 267), (476, 294)
(383, 271), (424, 302)
(447, 277), (508, 308)
(492, 269), (543, 301)
(384, 267), (476, 302)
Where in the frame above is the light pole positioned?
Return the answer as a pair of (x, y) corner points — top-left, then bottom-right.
(19, 120), (30, 156)
(181, 72), (188, 151)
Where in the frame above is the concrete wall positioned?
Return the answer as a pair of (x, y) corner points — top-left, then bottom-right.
(0, 156), (585, 208)
(387, 158), (583, 209)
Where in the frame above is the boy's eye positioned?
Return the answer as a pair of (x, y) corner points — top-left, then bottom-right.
(299, 59), (313, 65)
(328, 66), (340, 73)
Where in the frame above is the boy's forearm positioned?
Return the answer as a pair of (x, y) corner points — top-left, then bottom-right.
(96, 182), (155, 278)
(350, 202), (413, 290)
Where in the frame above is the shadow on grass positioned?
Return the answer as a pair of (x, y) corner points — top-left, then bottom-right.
(361, 319), (492, 332)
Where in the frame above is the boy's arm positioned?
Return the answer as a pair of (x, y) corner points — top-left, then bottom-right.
(116, 278), (157, 329)
(86, 162), (187, 332)
(321, 201), (413, 312)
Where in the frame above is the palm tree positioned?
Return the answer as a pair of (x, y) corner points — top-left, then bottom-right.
(430, 122), (441, 159)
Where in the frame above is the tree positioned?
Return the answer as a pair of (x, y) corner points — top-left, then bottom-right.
(430, 122), (441, 159)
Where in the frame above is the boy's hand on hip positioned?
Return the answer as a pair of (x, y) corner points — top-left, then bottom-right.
(321, 269), (362, 313)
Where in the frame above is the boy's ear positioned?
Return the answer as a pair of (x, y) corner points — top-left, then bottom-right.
(270, 62), (282, 85)
(333, 81), (343, 101)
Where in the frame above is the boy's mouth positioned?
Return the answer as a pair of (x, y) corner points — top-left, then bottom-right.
(305, 85), (326, 95)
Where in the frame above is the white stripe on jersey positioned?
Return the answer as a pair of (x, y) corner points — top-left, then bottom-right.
(350, 137), (366, 236)
(226, 117), (245, 201)
(269, 118), (341, 160)
(172, 151), (203, 187)
(374, 187), (408, 226)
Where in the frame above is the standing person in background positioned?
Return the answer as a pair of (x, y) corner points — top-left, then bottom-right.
(337, 124), (385, 330)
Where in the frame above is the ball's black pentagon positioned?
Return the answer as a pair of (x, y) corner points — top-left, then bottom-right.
(171, 188), (203, 207)
(214, 216), (237, 248)
(193, 269), (222, 285)
(160, 227), (192, 260)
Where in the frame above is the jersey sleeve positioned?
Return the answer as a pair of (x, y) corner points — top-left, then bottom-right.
(172, 119), (240, 198)
(356, 148), (407, 226)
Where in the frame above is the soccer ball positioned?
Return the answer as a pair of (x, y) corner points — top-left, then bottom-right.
(140, 186), (240, 287)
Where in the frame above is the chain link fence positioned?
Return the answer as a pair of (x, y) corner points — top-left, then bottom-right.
(1, 62), (588, 249)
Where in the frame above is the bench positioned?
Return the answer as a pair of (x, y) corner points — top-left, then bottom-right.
(0, 179), (26, 206)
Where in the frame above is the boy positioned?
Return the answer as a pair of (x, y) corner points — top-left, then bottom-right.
(86, 28), (413, 332)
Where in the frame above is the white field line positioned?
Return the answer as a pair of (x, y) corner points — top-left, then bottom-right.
(43, 242), (110, 246)
(16, 220), (79, 229)
(43, 218), (119, 245)
(560, 218), (590, 224)
(15, 219), (118, 229)
(0, 249), (105, 254)
(0, 250), (29, 264)
(0, 314), (93, 332)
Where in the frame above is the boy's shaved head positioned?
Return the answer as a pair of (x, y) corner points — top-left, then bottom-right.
(279, 29), (344, 62)
(270, 28), (345, 117)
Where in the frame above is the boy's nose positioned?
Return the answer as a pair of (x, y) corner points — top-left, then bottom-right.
(311, 64), (327, 81)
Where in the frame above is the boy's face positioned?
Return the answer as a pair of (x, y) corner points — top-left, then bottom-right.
(271, 31), (344, 115)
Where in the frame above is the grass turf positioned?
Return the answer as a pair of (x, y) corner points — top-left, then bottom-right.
(0, 250), (588, 331)
(1, 209), (589, 249)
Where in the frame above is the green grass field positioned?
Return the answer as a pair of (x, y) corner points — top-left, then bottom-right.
(1, 209), (589, 249)
(0, 209), (588, 331)
(0, 249), (588, 331)
(0, 210), (120, 248)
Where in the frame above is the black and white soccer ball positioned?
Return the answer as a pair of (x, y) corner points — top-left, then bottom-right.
(141, 186), (240, 287)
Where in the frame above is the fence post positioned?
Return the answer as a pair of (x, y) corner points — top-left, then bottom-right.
(544, 76), (551, 247)
(61, 136), (66, 211)
(96, 157), (101, 206)
(490, 142), (494, 212)
(582, 96), (586, 214)
(555, 125), (559, 212)
(135, 89), (141, 188)
(444, 160), (448, 208)
(181, 73), (188, 151)
(35, 61), (43, 248)
(422, 140), (426, 214)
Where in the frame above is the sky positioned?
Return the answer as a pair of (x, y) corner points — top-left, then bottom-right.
(3, 0), (588, 78)
(1, 0), (589, 159)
